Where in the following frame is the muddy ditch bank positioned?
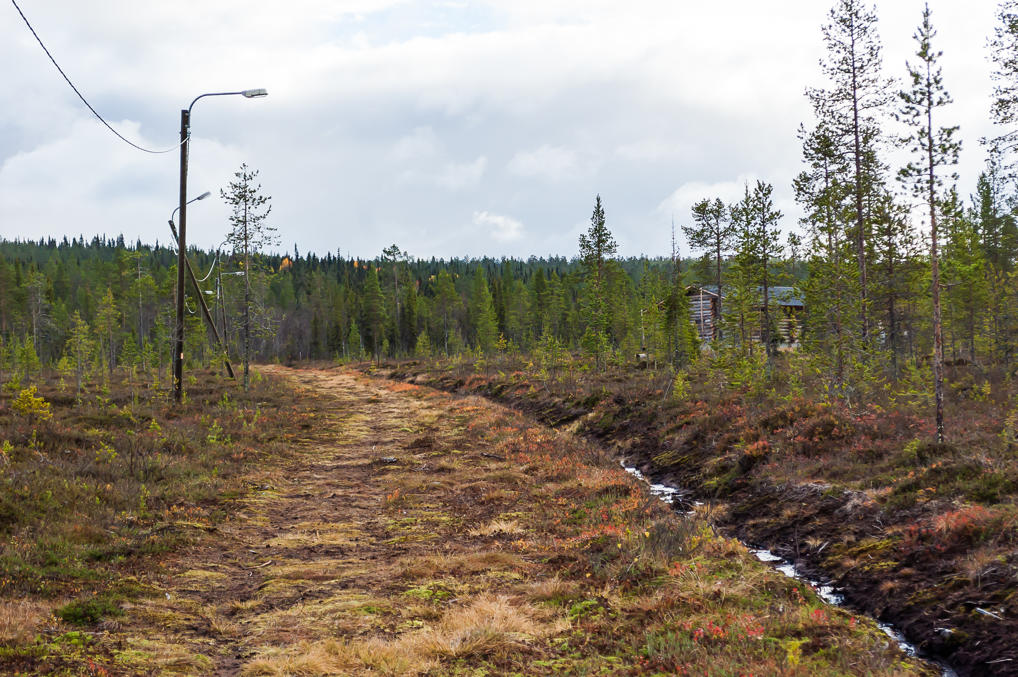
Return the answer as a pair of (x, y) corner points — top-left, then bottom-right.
(378, 364), (1018, 677)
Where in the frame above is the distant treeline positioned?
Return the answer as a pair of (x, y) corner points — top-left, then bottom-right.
(0, 231), (765, 379)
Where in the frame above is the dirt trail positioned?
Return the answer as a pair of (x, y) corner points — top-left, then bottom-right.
(107, 367), (452, 673)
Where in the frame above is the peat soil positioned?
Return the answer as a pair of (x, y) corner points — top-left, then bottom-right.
(382, 362), (1018, 677)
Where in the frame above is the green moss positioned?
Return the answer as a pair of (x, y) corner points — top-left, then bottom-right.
(568, 598), (603, 619)
(55, 595), (123, 626)
(403, 583), (453, 601)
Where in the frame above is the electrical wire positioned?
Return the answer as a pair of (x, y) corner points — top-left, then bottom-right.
(197, 252), (219, 283)
(11, 0), (181, 154)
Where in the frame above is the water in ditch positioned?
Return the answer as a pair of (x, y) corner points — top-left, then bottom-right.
(621, 462), (958, 677)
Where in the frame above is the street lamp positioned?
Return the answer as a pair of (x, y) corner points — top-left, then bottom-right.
(174, 89), (266, 403)
(169, 191), (211, 232)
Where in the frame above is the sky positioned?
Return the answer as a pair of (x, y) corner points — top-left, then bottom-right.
(0, 0), (1006, 260)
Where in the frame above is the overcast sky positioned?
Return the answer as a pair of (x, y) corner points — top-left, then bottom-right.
(0, 0), (1005, 260)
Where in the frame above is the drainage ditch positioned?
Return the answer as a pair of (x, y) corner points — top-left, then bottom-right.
(621, 462), (959, 677)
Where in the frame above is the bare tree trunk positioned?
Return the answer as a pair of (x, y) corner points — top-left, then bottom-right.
(928, 97), (945, 443)
(850, 19), (870, 345)
(243, 202), (251, 392)
(715, 239), (723, 339)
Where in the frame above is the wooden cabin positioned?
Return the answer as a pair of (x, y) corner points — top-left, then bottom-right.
(686, 285), (804, 349)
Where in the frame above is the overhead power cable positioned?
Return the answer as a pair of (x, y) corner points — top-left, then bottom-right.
(11, 0), (180, 154)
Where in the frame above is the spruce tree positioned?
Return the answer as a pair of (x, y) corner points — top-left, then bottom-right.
(362, 268), (386, 361)
(433, 270), (461, 355)
(578, 195), (618, 367)
(469, 267), (498, 354)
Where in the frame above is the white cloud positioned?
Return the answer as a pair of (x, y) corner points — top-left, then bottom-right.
(436, 156), (487, 190)
(508, 145), (582, 181)
(473, 210), (524, 242)
(616, 139), (689, 163)
(390, 126), (440, 161)
(658, 176), (759, 219)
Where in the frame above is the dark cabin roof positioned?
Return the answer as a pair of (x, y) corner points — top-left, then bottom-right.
(686, 284), (804, 308)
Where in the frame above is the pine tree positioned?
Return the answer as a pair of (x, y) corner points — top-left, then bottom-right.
(808, 0), (892, 343)
(683, 198), (733, 334)
(898, 3), (961, 443)
(972, 151), (1018, 363)
(871, 191), (919, 373)
(25, 270), (50, 359)
(990, 0), (1018, 154)
(381, 244), (405, 353)
(728, 183), (783, 361)
(530, 268), (549, 336)
(95, 288), (120, 376)
(795, 123), (855, 388)
(222, 164), (277, 390)
(941, 192), (985, 364)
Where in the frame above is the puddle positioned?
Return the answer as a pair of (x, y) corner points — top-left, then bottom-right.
(622, 462), (958, 677)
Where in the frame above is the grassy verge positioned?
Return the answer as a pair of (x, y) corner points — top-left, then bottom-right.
(0, 368), (316, 674)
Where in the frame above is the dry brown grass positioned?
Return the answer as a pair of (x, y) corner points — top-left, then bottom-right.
(469, 517), (526, 537)
(9, 365), (935, 676)
(526, 576), (578, 603)
(399, 550), (525, 579)
(242, 640), (359, 676)
(410, 594), (554, 659)
(242, 595), (559, 676)
(264, 521), (366, 549)
(0, 599), (52, 643)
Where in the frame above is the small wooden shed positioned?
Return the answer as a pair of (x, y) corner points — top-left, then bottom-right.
(685, 285), (804, 348)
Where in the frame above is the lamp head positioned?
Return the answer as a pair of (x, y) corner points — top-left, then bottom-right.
(241, 88), (268, 98)
(196, 191), (212, 201)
